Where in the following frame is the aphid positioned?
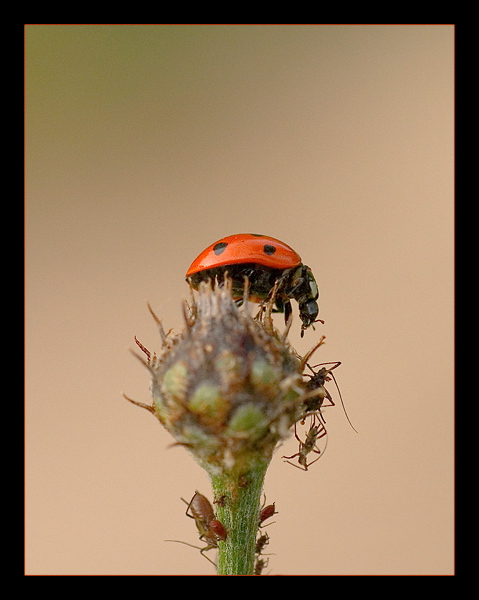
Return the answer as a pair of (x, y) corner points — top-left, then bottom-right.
(258, 502), (277, 528)
(184, 491), (227, 543)
(282, 415), (328, 471)
(255, 532), (270, 555)
(238, 475), (249, 488)
(185, 490), (215, 524)
(213, 494), (227, 507)
(254, 557), (269, 575)
(300, 361), (340, 422)
(304, 361), (357, 433)
(208, 518), (227, 542)
(165, 491), (227, 566)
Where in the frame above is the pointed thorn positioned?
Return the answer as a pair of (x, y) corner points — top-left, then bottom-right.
(123, 393), (155, 413)
(147, 302), (167, 342)
(300, 336), (326, 370)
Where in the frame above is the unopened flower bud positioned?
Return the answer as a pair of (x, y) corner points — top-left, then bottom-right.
(129, 281), (307, 478)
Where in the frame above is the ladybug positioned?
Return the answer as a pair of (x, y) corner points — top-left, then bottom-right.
(185, 233), (320, 337)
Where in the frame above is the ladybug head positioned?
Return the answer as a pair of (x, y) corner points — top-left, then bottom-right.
(299, 299), (319, 337)
(291, 266), (319, 337)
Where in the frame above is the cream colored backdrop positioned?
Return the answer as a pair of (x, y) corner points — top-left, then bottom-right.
(26, 24), (454, 575)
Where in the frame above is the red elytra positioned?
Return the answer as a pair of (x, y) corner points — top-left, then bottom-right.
(186, 233), (302, 276)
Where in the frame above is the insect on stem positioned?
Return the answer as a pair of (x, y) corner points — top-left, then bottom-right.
(305, 362), (358, 433)
(166, 491), (227, 568)
(282, 415), (328, 471)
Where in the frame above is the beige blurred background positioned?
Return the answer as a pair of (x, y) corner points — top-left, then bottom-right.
(25, 25), (454, 575)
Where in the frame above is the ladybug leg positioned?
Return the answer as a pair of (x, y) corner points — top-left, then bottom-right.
(272, 297), (284, 314)
(271, 296), (292, 324)
(287, 276), (306, 297)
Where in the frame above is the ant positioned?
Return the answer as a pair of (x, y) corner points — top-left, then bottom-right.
(282, 413), (328, 471)
(165, 491), (227, 566)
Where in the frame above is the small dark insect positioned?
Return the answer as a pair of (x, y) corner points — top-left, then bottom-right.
(213, 494), (227, 507)
(258, 502), (277, 528)
(238, 474), (249, 488)
(254, 557), (269, 575)
(184, 491), (227, 544)
(165, 491), (227, 566)
(282, 415), (328, 471)
(255, 532), (270, 555)
(303, 361), (357, 433)
(208, 518), (227, 541)
(255, 500), (276, 573)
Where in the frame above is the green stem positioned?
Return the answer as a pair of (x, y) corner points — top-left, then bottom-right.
(209, 459), (269, 575)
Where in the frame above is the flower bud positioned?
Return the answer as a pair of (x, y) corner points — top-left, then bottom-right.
(129, 281), (307, 477)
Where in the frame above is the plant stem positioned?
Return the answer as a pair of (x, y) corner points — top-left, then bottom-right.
(209, 459), (269, 575)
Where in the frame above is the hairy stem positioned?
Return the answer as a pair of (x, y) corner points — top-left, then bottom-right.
(210, 459), (269, 575)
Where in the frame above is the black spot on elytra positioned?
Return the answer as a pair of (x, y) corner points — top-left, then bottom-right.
(263, 244), (276, 255)
(213, 242), (228, 255)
